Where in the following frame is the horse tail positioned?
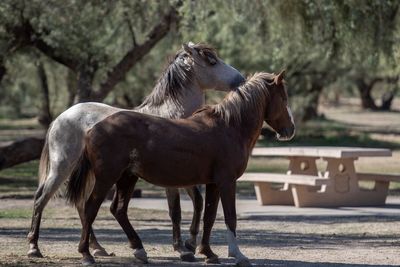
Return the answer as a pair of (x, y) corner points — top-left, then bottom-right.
(65, 147), (95, 208)
(38, 125), (52, 185)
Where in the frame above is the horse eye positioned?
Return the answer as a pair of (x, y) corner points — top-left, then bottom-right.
(208, 57), (217, 65)
(205, 53), (217, 65)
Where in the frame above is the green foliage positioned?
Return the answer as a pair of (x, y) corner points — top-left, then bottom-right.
(0, 0), (399, 119)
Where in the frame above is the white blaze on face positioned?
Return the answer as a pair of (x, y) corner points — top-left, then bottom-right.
(226, 228), (248, 262)
(287, 105), (295, 125)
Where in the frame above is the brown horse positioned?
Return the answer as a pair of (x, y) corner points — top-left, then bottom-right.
(69, 71), (295, 266)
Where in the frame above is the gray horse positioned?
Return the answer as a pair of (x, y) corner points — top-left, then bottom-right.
(27, 42), (245, 262)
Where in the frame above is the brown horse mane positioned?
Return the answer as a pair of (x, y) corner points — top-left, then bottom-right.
(137, 43), (217, 108)
(211, 72), (275, 126)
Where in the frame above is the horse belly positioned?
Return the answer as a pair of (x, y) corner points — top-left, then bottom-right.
(132, 147), (211, 187)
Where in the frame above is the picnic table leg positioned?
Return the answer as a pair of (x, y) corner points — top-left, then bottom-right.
(288, 156), (319, 176)
(253, 156), (321, 206)
(324, 158), (389, 206)
(251, 156), (318, 206)
(253, 182), (293, 205)
(292, 157), (389, 207)
(288, 156), (321, 207)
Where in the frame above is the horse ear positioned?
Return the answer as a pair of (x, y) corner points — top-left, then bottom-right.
(275, 69), (286, 85)
(182, 42), (196, 55)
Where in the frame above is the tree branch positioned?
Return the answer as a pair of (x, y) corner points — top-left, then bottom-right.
(91, 4), (180, 102)
(5, 20), (79, 70)
(31, 37), (79, 70)
(0, 137), (45, 170)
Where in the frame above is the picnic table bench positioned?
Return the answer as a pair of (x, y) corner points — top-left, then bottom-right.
(239, 147), (400, 207)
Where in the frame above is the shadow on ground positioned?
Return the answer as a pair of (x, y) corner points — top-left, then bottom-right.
(1, 256), (396, 267)
(2, 217), (399, 248)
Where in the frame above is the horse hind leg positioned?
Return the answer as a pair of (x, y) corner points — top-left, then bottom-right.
(75, 206), (114, 257)
(89, 229), (115, 257)
(27, 183), (45, 257)
(78, 180), (113, 266)
(166, 188), (196, 262)
(184, 185), (203, 253)
(27, 163), (71, 258)
(110, 172), (148, 263)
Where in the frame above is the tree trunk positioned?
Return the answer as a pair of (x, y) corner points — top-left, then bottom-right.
(356, 78), (379, 110)
(0, 138), (45, 170)
(380, 91), (395, 111)
(0, 63), (6, 83)
(66, 69), (77, 107)
(359, 87), (378, 110)
(74, 66), (95, 103)
(302, 82), (324, 122)
(37, 62), (52, 128)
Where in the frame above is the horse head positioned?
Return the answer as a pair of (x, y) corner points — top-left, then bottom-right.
(178, 42), (245, 91)
(264, 70), (295, 141)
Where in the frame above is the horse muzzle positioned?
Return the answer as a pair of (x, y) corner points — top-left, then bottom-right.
(230, 73), (246, 89)
(276, 126), (295, 141)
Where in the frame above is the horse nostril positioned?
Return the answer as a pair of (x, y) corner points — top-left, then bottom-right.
(278, 127), (295, 141)
(287, 126), (295, 139)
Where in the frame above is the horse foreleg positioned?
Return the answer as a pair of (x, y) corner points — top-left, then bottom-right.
(184, 185), (203, 253)
(198, 183), (220, 264)
(166, 188), (195, 262)
(110, 173), (148, 263)
(218, 182), (251, 267)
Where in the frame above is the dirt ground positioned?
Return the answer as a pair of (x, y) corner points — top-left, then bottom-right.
(0, 199), (399, 267)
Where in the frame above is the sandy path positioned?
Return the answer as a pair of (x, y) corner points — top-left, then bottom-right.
(0, 199), (399, 266)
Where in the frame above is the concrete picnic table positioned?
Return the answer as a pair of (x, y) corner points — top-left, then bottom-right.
(239, 146), (399, 207)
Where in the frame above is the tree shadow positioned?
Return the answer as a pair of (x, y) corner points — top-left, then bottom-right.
(93, 256), (398, 267)
(2, 215), (399, 248)
(7, 255), (396, 266)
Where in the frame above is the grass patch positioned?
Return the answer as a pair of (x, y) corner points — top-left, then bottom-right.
(259, 118), (400, 149)
(0, 161), (38, 178)
(0, 161), (39, 195)
(0, 118), (41, 130)
(0, 208), (32, 219)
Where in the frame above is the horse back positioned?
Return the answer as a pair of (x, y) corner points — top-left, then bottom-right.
(85, 110), (225, 186)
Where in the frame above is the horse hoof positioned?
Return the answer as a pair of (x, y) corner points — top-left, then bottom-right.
(184, 239), (196, 253)
(133, 248), (148, 263)
(93, 248), (115, 257)
(27, 248), (43, 258)
(205, 256), (220, 264)
(180, 251), (196, 262)
(81, 256), (95, 266)
(236, 257), (252, 267)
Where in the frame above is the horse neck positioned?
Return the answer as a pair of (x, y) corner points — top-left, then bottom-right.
(136, 83), (205, 119)
(224, 89), (268, 149)
(242, 102), (266, 150)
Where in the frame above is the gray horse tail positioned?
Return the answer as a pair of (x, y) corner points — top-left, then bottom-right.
(65, 148), (95, 208)
(38, 127), (51, 185)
